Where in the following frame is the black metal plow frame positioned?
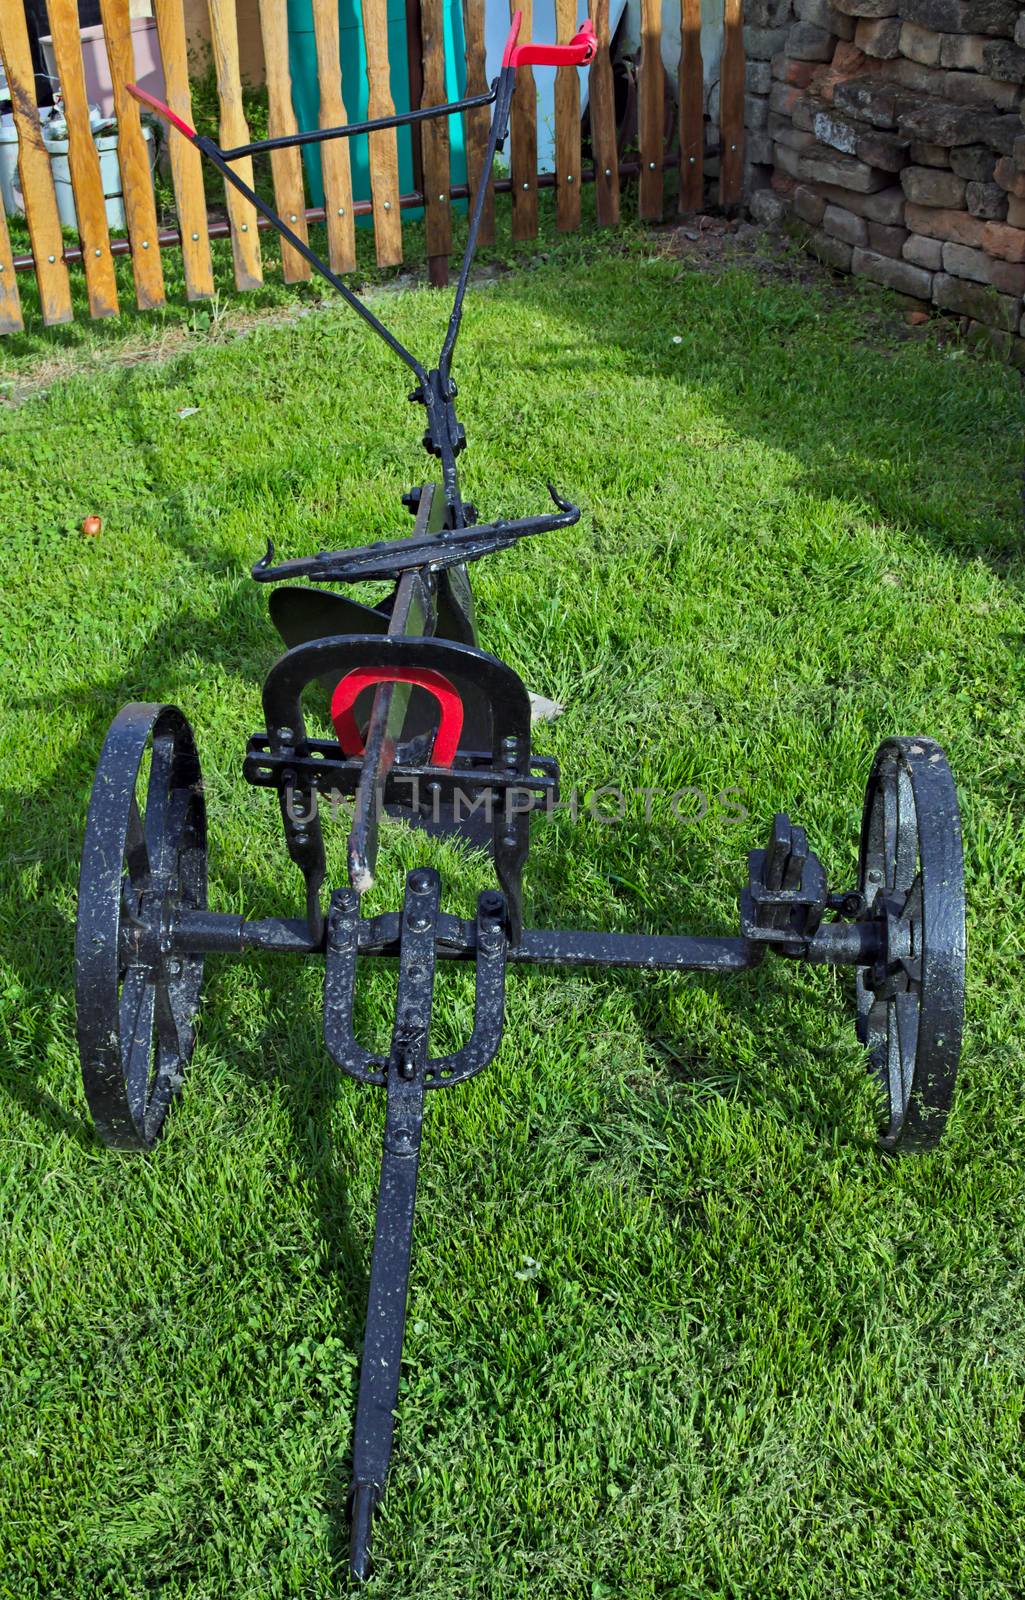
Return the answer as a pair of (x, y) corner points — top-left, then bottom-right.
(69, 23), (970, 1584)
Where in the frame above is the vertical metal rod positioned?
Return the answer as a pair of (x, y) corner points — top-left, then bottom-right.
(438, 67), (516, 381)
(348, 870), (440, 1580)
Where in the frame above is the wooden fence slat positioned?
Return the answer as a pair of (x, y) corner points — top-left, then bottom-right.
(0, 185), (24, 333)
(361, 0), (402, 267)
(207, 0), (263, 289)
(420, 0), (451, 284)
(98, 0), (166, 308)
(312, 0), (356, 273)
(257, 0), (311, 281)
(678, 0), (703, 212)
(44, 0), (120, 317)
(638, 0), (663, 220)
(0, 0), (72, 324)
(509, 0), (537, 241)
(461, 0), (493, 247)
(719, 0), (744, 207)
(554, 0), (581, 231)
(587, 0), (618, 226)
(152, 0), (213, 300)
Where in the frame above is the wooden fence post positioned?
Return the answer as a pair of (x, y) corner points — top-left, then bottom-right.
(509, 0), (537, 241)
(554, 0), (581, 231)
(461, 0), (494, 246)
(588, 0), (619, 226)
(153, 0), (214, 301)
(257, 0), (312, 281)
(678, 0), (703, 213)
(0, 184), (23, 333)
(0, 0), (73, 323)
(207, 0), (264, 289)
(638, 0), (663, 220)
(45, 0), (119, 318)
(719, 0), (744, 207)
(312, 0), (357, 273)
(99, 0), (166, 309)
(420, 0), (451, 285)
(361, 0), (403, 266)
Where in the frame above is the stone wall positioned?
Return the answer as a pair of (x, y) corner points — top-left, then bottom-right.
(749, 0), (1025, 364)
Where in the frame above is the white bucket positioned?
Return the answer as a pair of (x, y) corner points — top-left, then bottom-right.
(0, 113), (21, 217)
(42, 121), (154, 232)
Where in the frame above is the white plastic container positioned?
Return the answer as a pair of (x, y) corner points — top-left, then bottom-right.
(42, 121), (154, 232)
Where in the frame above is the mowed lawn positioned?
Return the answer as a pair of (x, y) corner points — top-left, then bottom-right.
(1, 223), (1024, 1600)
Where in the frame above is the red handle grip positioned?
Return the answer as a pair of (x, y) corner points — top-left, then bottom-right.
(126, 82), (197, 141)
(502, 10), (596, 69)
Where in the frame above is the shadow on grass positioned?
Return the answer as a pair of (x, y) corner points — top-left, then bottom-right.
(488, 248), (1023, 574)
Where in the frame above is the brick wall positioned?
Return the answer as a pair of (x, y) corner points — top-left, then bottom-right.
(752, 1), (1025, 365)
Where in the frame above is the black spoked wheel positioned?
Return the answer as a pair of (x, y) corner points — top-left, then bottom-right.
(856, 737), (965, 1152)
(75, 704), (207, 1150)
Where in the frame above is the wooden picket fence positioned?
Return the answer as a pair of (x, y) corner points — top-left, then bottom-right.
(0, 0), (746, 335)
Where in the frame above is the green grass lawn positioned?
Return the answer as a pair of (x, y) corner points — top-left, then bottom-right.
(1, 212), (1024, 1599)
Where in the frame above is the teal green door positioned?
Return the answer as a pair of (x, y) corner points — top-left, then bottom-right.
(287, 0), (468, 222)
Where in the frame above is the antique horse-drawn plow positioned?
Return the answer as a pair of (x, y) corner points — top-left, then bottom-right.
(75, 21), (966, 1578)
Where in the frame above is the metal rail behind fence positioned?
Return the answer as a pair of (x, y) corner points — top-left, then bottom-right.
(0, 0), (746, 333)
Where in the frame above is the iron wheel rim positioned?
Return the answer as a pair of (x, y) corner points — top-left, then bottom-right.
(75, 703), (207, 1149)
(856, 737), (965, 1152)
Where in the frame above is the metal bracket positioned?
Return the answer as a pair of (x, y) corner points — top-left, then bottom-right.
(740, 812), (828, 953)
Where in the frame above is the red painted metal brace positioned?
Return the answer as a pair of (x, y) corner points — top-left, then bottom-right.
(331, 667), (464, 767)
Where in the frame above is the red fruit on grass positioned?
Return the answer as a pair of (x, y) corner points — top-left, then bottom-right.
(82, 515), (102, 537)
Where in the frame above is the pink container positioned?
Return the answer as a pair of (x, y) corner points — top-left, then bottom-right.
(39, 17), (166, 122)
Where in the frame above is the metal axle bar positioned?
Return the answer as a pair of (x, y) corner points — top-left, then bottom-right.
(169, 909), (881, 970)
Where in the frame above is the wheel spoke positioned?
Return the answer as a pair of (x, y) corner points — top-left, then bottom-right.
(892, 764), (918, 892)
(124, 791), (151, 891)
(144, 732), (176, 883)
(119, 965), (156, 1122)
(153, 969), (186, 1066)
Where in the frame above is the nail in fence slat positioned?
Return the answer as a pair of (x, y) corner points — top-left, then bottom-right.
(0, 185), (23, 332)
(508, 0), (537, 241)
(207, 0), (263, 289)
(361, 0), (403, 267)
(420, 0), (451, 283)
(311, 0), (356, 272)
(638, 0), (663, 220)
(257, 0), (311, 281)
(45, 0), (120, 317)
(98, 0), (166, 308)
(461, 0), (493, 247)
(678, 0), (703, 213)
(0, 0), (72, 323)
(719, 0), (744, 207)
(152, 0), (214, 300)
(587, 0), (618, 226)
(554, 0), (581, 231)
